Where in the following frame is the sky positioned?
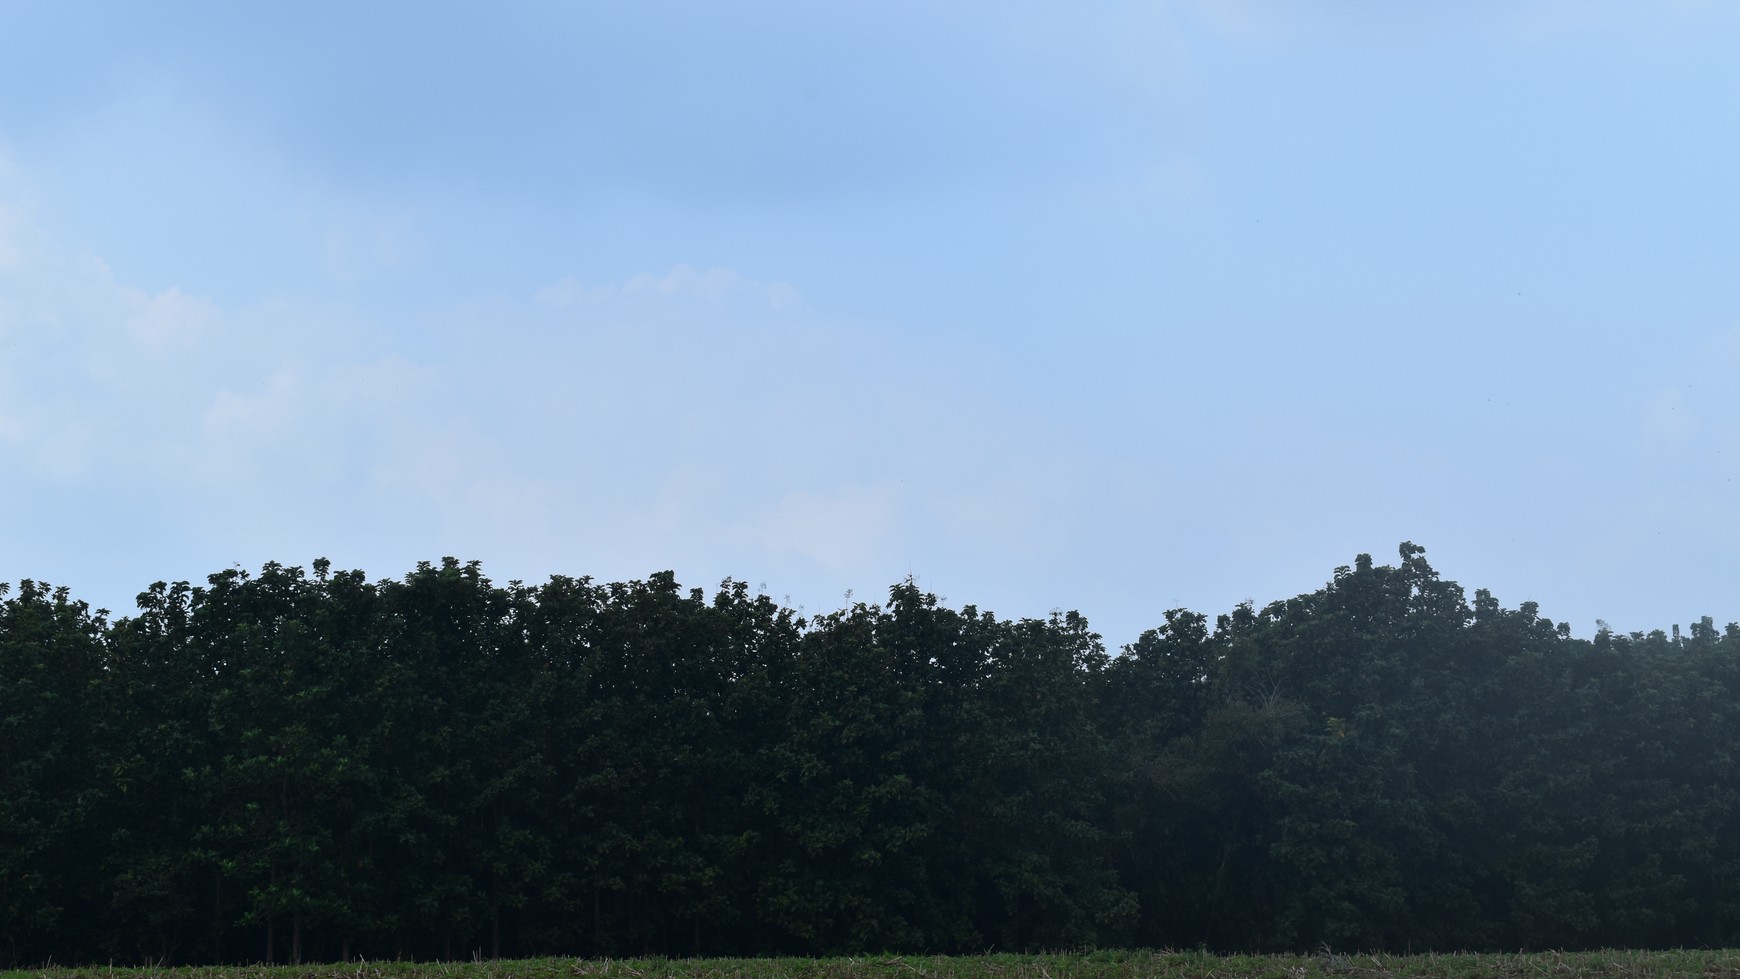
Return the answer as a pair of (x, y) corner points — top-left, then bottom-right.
(2, 1), (1738, 648)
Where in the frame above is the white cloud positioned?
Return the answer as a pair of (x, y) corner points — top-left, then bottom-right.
(0, 164), (1099, 632)
(0, 206), (225, 358)
(0, 200), (233, 483)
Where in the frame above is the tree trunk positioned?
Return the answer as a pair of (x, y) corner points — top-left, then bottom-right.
(291, 913), (302, 965)
(266, 859), (278, 964)
(212, 872), (224, 963)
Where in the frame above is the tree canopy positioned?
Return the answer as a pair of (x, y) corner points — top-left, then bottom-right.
(4, 545), (1738, 965)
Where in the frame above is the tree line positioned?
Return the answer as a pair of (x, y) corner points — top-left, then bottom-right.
(3, 543), (1739, 965)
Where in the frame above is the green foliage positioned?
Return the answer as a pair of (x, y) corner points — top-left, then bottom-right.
(7, 543), (1740, 963)
(15, 950), (1740, 979)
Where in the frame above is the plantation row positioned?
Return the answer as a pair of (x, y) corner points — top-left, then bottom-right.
(4, 544), (1740, 966)
(15, 950), (1740, 979)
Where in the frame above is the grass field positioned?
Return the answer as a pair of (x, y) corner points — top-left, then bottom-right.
(11, 950), (1740, 979)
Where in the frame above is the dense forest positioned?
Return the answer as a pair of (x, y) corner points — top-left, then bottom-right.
(4, 543), (1739, 966)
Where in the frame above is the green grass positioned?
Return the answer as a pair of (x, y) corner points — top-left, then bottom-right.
(12, 950), (1740, 979)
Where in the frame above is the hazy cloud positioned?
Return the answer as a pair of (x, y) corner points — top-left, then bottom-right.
(539, 265), (803, 311)
(0, 204), (23, 272)
(4, 3), (1738, 645)
(1506, 0), (1728, 37)
(742, 483), (902, 572)
(126, 285), (221, 347)
(533, 275), (613, 307)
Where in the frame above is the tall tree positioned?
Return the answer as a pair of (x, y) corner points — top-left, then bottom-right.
(0, 581), (111, 966)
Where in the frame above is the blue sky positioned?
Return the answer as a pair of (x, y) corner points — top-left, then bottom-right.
(2, 1), (1737, 646)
